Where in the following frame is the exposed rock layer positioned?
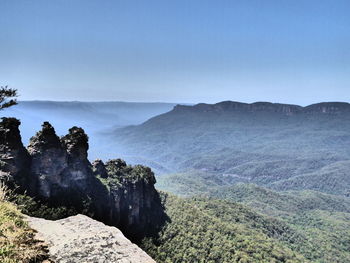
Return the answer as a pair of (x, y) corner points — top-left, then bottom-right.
(27, 214), (156, 263)
(173, 101), (350, 115)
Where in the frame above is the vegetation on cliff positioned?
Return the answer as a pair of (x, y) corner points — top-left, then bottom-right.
(0, 117), (166, 243)
(0, 86), (17, 110)
(0, 184), (50, 263)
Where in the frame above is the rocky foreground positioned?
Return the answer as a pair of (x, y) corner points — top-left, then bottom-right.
(27, 214), (156, 263)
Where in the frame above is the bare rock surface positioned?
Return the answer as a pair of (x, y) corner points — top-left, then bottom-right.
(27, 214), (156, 263)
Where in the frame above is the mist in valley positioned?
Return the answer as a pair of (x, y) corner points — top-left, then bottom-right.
(2, 100), (176, 161)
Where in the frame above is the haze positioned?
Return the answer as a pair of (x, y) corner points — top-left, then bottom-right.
(1, 0), (349, 105)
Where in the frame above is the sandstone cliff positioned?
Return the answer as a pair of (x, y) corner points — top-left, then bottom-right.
(0, 117), (165, 242)
(0, 117), (31, 187)
(27, 214), (156, 263)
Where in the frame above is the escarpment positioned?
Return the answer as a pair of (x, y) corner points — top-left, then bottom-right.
(0, 117), (165, 242)
(172, 101), (350, 115)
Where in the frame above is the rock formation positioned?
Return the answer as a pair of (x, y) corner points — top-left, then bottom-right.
(0, 118), (31, 187)
(27, 214), (156, 263)
(0, 117), (165, 242)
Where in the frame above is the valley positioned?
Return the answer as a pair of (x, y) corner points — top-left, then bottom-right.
(1, 100), (350, 263)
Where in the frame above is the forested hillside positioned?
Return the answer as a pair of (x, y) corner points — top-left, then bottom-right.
(141, 191), (350, 263)
(141, 193), (308, 263)
(153, 180), (350, 263)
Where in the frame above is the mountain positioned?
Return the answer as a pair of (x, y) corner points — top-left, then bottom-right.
(2, 100), (176, 160)
(2, 101), (350, 262)
(0, 117), (166, 242)
(0, 117), (313, 263)
(111, 101), (350, 195)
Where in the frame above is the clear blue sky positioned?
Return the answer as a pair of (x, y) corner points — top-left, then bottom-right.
(1, 0), (349, 105)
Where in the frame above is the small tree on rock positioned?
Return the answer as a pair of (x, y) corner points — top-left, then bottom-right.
(0, 86), (18, 110)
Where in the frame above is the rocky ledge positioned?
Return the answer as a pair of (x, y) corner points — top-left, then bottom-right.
(27, 214), (156, 263)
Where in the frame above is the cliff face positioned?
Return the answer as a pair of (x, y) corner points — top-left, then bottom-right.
(0, 117), (165, 242)
(0, 118), (31, 187)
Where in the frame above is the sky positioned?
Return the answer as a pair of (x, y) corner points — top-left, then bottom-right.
(0, 0), (349, 105)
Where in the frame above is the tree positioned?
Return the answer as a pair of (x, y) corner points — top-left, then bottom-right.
(0, 86), (18, 110)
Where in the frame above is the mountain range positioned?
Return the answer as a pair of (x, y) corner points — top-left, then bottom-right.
(111, 101), (350, 196)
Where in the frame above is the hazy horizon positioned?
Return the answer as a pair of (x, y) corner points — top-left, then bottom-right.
(14, 99), (350, 107)
(1, 0), (349, 105)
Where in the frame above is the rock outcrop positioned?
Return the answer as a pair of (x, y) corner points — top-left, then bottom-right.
(0, 118), (31, 187)
(0, 117), (166, 242)
(27, 122), (70, 198)
(27, 214), (156, 263)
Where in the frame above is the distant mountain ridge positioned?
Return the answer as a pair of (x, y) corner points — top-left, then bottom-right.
(111, 100), (350, 196)
(172, 101), (350, 115)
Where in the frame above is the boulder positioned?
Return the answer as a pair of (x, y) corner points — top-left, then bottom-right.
(27, 214), (156, 263)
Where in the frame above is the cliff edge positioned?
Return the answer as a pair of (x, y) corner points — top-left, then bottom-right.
(27, 214), (156, 263)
